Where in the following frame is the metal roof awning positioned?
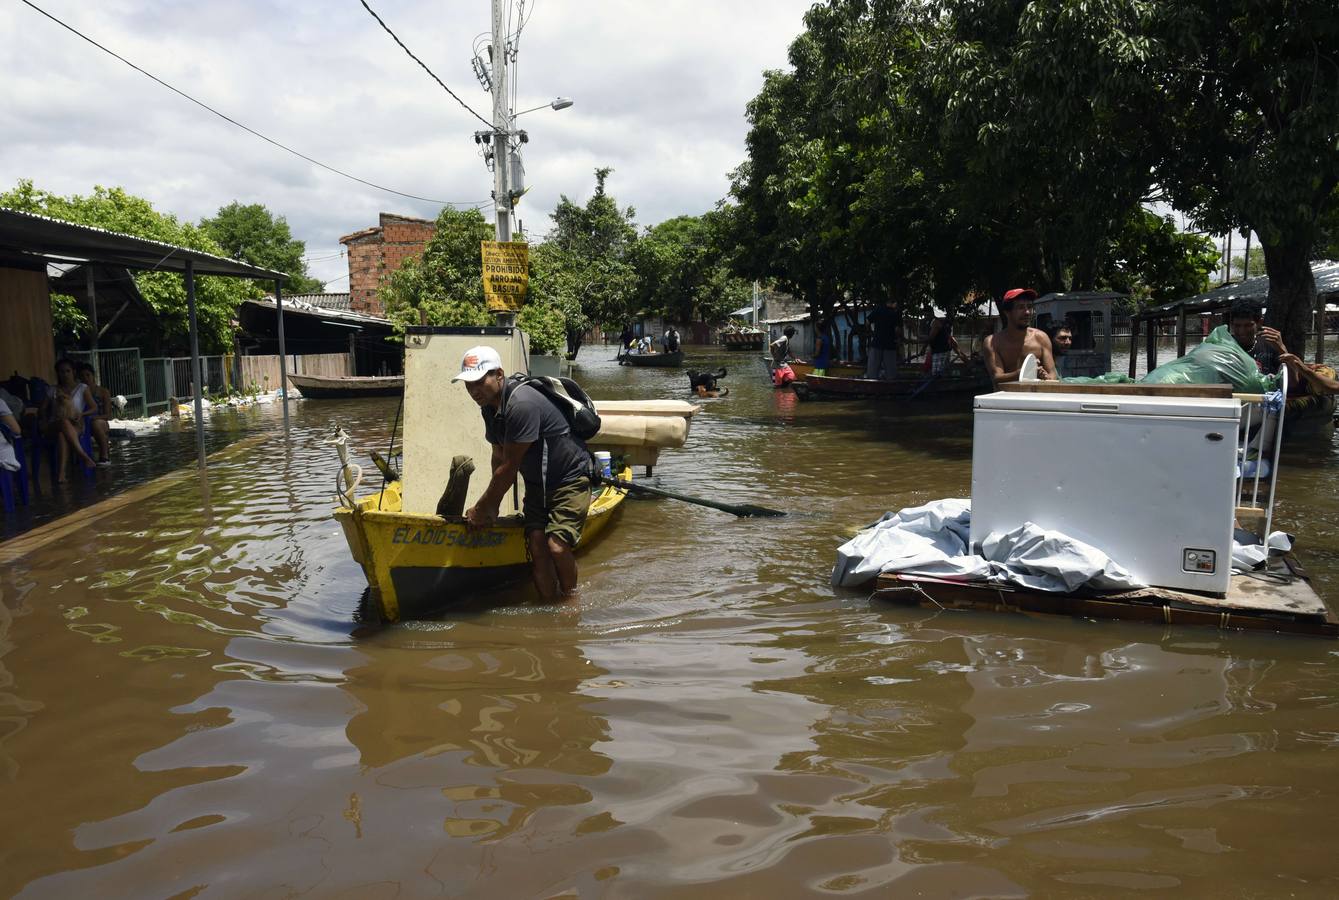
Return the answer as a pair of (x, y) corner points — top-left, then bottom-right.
(0, 208), (286, 279)
(1139, 260), (1339, 319)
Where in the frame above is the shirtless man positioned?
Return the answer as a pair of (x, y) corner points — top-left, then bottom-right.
(982, 288), (1058, 384)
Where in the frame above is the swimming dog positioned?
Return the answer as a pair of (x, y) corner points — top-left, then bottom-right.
(687, 368), (729, 397)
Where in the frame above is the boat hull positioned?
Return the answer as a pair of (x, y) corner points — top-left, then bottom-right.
(796, 369), (992, 401)
(334, 472), (629, 621)
(289, 374), (404, 399)
(783, 361), (865, 380)
(620, 351), (684, 368)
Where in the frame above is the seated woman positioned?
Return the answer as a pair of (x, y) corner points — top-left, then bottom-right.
(0, 404), (20, 473)
(75, 361), (112, 464)
(40, 358), (97, 481)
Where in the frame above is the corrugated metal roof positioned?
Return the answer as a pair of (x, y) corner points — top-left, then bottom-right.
(280, 292), (351, 311)
(250, 295), (389, 327)
(0, 207), (286, 279)
(1141, 260), (1339, 318)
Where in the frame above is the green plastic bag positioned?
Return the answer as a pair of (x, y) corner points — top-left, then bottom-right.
(1140, 325), (1277, 392)
(1062, 373), (1135, 385)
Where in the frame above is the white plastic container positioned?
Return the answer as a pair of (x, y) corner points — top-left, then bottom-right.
(593, 450), (612, 479)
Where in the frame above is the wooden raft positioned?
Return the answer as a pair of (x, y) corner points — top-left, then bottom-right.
(872, 555), (1338, 638)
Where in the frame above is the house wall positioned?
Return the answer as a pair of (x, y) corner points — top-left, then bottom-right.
(341, 213), (436, 318)
(0, 266), (56, 380)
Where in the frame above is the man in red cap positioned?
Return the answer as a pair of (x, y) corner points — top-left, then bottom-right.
(982, 288), (1058, 384)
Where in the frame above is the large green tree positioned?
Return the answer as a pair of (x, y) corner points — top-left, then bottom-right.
(1149, 0), (1339, 353)
(630, 212), (749, 326)
(529, 168), (638, 354)
(1, 180), (255, 352)
(200, 201), (323, 293)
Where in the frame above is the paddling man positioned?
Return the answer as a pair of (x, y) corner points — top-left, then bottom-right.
(457, 346), (591, 602)
(770, 326), (797, 365)
(1228, 299), (1286, 375)
(982, 288), (1058, 384)
(663, 325), (681, 354)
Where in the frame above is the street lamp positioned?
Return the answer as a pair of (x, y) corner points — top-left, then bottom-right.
(514, 97), (575, 117)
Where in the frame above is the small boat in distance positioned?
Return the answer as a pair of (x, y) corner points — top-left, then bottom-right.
(288, 373), (403, 399)
(795, 365), (992, 402)
(620, 350), (684, 368)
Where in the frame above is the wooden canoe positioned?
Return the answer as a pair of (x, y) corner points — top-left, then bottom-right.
(619, 350), (684, 368)
(796, 367), (993, 401)
(288, 373), (404, 399)
(784, 360), (866, 380)
(872, 553), (1337, 638)
(721, 331), (766, 351)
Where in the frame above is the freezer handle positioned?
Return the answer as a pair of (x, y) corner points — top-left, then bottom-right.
(1079, 403), (1121, 412)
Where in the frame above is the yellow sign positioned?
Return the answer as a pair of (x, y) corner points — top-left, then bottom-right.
(481, 241), (529, 312)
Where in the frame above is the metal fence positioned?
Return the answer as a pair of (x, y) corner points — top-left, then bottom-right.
(142, 356), (228, 413)
(66, 347), (148, 419)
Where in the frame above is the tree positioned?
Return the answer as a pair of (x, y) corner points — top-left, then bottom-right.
(1101, 211), (1219, 304)
(529, 168), (638, 355)
(379, 207), (494, 333)
(1146, 0), (1339, 353)
(200, 202), (323, 293)
(0, 180), (254, 352)
(630, 212), (750, 326)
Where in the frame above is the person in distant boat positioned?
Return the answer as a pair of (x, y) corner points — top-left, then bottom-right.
(458, 346), (592, 603)
(1228, 299), (1286, 375)
(663, 326), (681, 354)
(811, 319), (832, 376)
(982, 288), (1057, 384)
(864, 295), (903, 380)
(770, 326), (797, 365)
(926, 314), (970, 374)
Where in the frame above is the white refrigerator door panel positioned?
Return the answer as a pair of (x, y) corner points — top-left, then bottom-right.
(970, 409), (1238, 593)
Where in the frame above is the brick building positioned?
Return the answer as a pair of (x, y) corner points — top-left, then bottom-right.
(338, 213), (436, 317)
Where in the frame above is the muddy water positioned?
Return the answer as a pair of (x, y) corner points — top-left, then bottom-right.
(2, 345), (1338, 897)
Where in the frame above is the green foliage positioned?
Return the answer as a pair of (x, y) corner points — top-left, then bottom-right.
(1101, 211), (1219, 305)
(516, 298), (567, 356)
(630, 212), (750, 324)
(49, 292), (90, 345)
(200, 201), (323, 292)
(0, 179), (256, 352)
(379, 207), (494, 333)
(1233, 246), (1267, 281)
(529, 169), (639, 333)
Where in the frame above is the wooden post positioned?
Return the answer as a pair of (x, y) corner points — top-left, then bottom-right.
(1128, 315), (1140, 379)
(1315, 289), (1326, 364)
(1176, 305), (1188, 357)
(1145, 315), (1158, 374)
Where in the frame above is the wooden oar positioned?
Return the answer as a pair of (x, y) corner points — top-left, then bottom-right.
(600, 475), (786, 518)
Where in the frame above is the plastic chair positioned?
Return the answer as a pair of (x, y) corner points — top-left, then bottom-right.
(0, 423), (28, 512)
(30, 414), (96, 487)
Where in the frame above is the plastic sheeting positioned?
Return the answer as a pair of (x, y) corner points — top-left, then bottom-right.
(831, 499), (1144, 592)
(833, 500), (1294, 592)
(1141, 324), (1278, 392)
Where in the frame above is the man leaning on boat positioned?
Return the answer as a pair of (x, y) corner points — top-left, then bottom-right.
(455, 346), (591, 602)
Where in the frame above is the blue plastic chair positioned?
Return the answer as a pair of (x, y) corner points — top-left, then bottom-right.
(0, 422), (28, 512)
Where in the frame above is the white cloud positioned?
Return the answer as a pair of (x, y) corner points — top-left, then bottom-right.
(1, 0), (814, 286)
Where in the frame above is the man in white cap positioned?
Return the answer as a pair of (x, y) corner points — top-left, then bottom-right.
(453, 345), (592, 602)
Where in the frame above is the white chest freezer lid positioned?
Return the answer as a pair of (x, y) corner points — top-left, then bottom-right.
(975, 390), (1242, 419)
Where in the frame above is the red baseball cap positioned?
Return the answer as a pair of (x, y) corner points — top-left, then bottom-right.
(1001, 288), (1037, 305)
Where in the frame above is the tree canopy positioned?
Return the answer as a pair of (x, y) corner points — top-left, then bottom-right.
(200, 201), (323, 293)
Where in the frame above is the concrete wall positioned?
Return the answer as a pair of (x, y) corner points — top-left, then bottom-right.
(0, 266), (56, 380)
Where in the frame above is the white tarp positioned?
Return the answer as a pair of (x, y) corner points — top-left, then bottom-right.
(833, 499), (1291, 591)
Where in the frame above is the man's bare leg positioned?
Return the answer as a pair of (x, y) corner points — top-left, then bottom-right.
(547, 536), (579, 597)
(528, 529), (559, 602)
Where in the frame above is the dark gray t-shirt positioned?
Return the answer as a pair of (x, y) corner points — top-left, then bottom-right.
(482, 380), (589, 492)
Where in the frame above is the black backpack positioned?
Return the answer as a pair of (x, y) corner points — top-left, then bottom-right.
(511, 374), (602, 441)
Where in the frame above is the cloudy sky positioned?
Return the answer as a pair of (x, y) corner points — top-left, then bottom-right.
(1, 0), (816, 287)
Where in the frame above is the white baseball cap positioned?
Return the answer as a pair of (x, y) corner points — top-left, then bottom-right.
(452, 345), (504, 383)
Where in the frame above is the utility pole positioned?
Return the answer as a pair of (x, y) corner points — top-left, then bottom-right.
(490, 0), (511, 242)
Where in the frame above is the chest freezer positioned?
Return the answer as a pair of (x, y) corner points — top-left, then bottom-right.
(970, 391), (1242, 594)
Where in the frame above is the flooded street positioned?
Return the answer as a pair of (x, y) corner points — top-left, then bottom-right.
(4, 344), (1339, 897)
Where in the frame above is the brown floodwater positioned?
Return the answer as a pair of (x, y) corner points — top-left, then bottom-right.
(3, 344), (1339, 897)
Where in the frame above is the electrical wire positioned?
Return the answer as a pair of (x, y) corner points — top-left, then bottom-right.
(356, 0), (492, 129)
(17, 0), (477, 207)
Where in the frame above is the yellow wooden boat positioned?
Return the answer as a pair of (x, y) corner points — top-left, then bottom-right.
(330, 325), (698, 622)
(334, 468), (631, 621)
